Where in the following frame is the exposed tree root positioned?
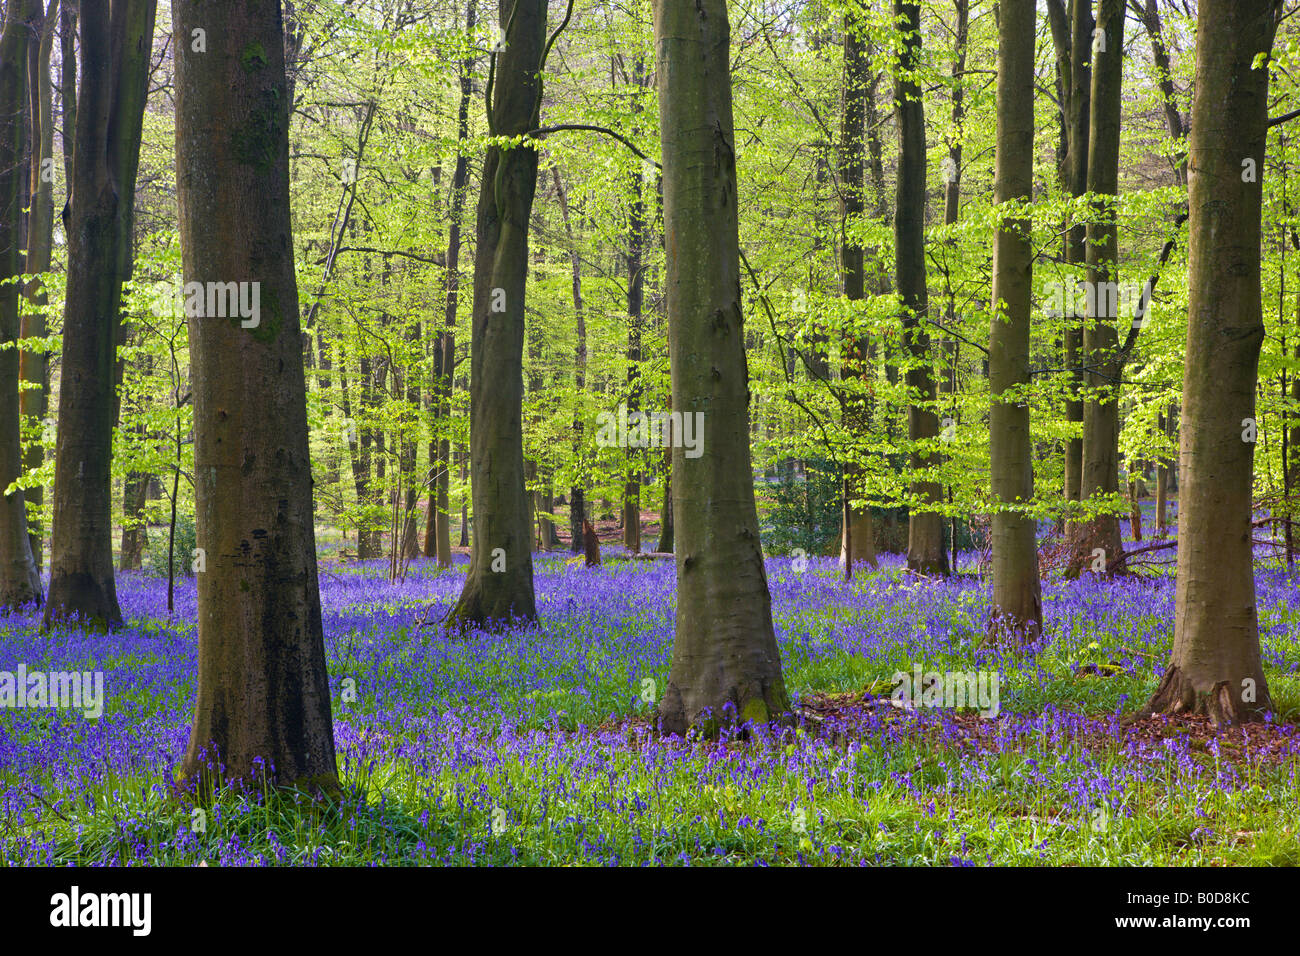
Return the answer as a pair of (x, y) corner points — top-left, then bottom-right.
(1135, 665), (1271, 729)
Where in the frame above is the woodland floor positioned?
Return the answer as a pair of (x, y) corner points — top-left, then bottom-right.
(3, 520), (1300, 865)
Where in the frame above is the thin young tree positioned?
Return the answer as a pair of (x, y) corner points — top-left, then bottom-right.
(1142, 0), (1281, 726)
(653, 0), (790, 735)
(174, 0), (338, 790)
(42, 0), (155, 631)
(987, 0), (1042, 641)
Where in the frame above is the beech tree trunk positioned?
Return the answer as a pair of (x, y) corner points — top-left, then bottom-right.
(553, 167), (586, 554)
(937, 0), (966, 567)
(1067, 0), (1125, 577)
(452, 446), (466, 547)
(1156, 409), (1170, 535)
(1128, 475), (1143, 541)
(42, 0), (155, 630)
(894, 0), (947, 575)
(58, 0), (73, 183)
(653, 0), (790, 736)
(0, 0), (41, 608)
(1137, 0), (1186, 543)
(1289, 340), (1299, 562)
(175, 0), (338, 790)
(445, 0), (546, 631)
(658, 426), (673, 553)
(838, 8), (877, 572)
(19, 0), (56, 574)
(119, 465), (149, 571)
(623, 163), (644, 554)
(988, 0), (1042, 642)
(428, 0), (474, 568)
(1047, 0), (1091, 521)
(1142, 0), (1280, 727)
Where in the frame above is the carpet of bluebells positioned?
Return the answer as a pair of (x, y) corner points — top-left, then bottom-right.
(2, 537), (1300, 866)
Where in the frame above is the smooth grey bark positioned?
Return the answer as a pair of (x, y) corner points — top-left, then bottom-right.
(42, 0), (155, 631)
(1047, 0), (1092, 518)
(894, 0), (947, 575)
(19, 0), (56, 573)
(428, 0), (475, 569)
(174, 0), (337, 790)
(1067, 0), (1125, 577)
(1134, 0), (1187, 539)
(653, 0), (790, 736)
(1141, 0), (1281, 727)
(987, 0), (1042, 642)
(553, 166), (586, 553)
(0, 0), (41, 608)
(838, 7), (877, 571)
(623, 161), (644, 554)
(445, 0), (548, 630)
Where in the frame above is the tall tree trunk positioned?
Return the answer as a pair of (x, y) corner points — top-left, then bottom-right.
(342, 354), (381, 559)
(1141, 0), (1280, 727)
(398, 346), (420, 563)
(445, 0), (547, 631)
(428, 0), (474, 568)
(58, 0), (73, 185)
(1067, 0), (1125, 577)
(119, 461), (149, 571)
(937, 0), (967, 566)
(119, 329), (151, 573)
(553, 166), (586, 553)
(538, 481), (555, 549)
(838, 6), (877, 572)
(653, 0), (790, 736)
(988, 0), (1042, 641)
(1156, 409), (1170, 535)
(865, 34), (899, 554)
(658, 419), (673, 552)
(0, 0), (40, 608)
(1047, 0), (1092, 522)
(1128, 472), (1143, 541)
(19, 0), (56, 574)
(43, 0), (155, 630)
(1067, 0), (1093, 514)
(1289, 330), (1300, 563)
(894, 0), (947, 575)
(175, 0), (338, 791)
(1136, 0), (1186, 543)
(623, 162), (644, 554)
(457, 443), (469, 547)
